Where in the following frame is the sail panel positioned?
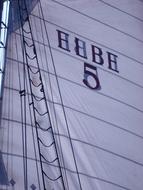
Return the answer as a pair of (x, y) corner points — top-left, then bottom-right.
(34, 0), (143, 62)
(0, 0), (143, 190)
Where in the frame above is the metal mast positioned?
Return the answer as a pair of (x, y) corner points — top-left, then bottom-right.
(0, 0), (11, 122)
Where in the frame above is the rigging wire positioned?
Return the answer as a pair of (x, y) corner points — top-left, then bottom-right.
(15, 27), (28, 189)
(18, 10), (29, 188)
(9, 35), (15, 186)
(15, 34), (26, 189)
(17, 0), (67, 189)
(15, 29), (42, 189)
(10, 33), (14, 182)
(17, 1), (46, 188)
(24, 53), (42, 189)
(39, 0), (83, 189)
(35, 2), (70, 189)
(23, 31), (28, 190)
(6, 33), (11, 190)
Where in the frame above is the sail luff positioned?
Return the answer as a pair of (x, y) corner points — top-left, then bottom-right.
(17, 0), (67, 189)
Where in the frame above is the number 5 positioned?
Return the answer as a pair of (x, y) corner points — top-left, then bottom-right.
(83, 62), (101, 90)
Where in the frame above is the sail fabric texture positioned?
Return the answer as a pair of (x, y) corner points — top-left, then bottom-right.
(0, 0), (143, 189)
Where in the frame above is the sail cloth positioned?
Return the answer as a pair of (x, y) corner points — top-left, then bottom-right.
(9, 0), (38, 31)
(0, 151), (9, 185)
(1, 0), (143, 189)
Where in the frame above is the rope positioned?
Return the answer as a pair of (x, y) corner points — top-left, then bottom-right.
(18, 0), (66, 189)
(15, 28), (28, 189)
(39, 1), (83, 189)
(35, 2), (69, 189)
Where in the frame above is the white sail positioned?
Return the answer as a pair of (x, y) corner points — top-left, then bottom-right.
(0, 0), (143, 189)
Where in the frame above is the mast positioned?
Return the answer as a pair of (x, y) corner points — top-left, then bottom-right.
(0, 0), (11, 186)
(0, 0), (11, 125)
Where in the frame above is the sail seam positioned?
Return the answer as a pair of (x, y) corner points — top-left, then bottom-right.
(51, 0), (143, 44)
(0, 151), (133, 190)
(5, 57), (143, 114)
(30, 14), (143, 67)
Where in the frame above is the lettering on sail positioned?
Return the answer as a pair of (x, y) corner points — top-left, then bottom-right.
(57, 30), (119, 90)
